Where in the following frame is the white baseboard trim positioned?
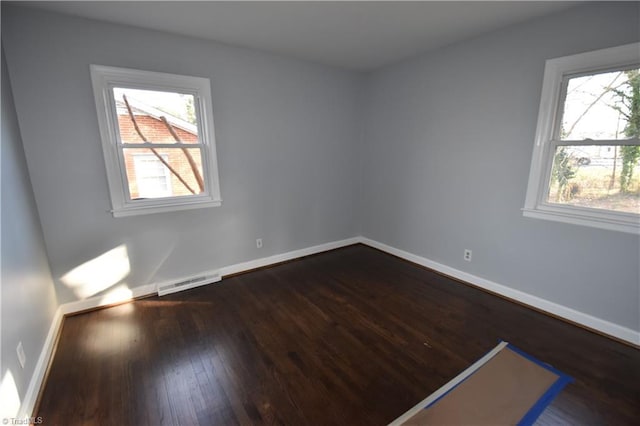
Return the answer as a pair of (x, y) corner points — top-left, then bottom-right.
(18, 308), (64, 420)
(58, 283), (158, 316)
(219, 237), (361, 277)
(359, 237), (640, 346)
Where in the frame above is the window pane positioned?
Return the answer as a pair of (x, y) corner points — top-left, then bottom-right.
(124, 148), (205, 199)
(113, 88), (199, 144)
(560, 68), (639, 140)
(547, 145), (640, 214)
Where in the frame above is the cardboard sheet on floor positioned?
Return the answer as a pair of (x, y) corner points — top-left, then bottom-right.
(389, 341), (573, 426)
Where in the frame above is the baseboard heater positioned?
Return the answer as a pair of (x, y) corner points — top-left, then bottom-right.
(157, 272), (222, 296)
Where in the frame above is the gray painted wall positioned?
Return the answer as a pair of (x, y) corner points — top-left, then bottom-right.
(2, 7), (362, 304)
(361, 2), (640, 331)
(1, 47), (58, 417)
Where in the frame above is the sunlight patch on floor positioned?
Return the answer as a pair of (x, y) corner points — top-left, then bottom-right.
(82, 320), (140, 354)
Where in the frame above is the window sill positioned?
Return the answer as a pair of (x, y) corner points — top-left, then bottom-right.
(111, 198), (222, 217)
(522, 206), (639, 234)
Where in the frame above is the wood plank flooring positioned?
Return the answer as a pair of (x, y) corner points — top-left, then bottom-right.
(36, 244), (640, 425)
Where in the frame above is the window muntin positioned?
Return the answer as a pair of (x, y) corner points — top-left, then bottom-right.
(91, 65), (221, 217)
(524, 43), (640, 234)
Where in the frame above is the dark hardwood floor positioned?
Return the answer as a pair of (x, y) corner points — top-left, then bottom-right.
(36, 244), (639, 425)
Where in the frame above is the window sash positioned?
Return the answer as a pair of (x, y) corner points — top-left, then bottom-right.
(553, 65), (640, 142)
(118, 146), (208, 202)
(538, 139), (640, 216)
(108, 85), (203, 146)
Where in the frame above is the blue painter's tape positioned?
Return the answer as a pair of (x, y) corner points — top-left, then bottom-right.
(517, 374), (574, 426)
(504, 343), (575, 426)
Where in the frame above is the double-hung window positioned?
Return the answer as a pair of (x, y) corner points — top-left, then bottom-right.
(90, 65), (222, 217)
(524, 43), (640, 234)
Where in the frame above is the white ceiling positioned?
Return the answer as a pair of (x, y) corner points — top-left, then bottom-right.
(21, 1), (580, 70)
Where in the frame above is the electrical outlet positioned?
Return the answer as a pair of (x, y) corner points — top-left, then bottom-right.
(17, 342), (26, 369)
(464, 249), (472, 262)
(256, 238), (263, 249)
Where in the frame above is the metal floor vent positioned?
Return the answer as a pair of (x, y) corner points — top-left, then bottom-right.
(157, 272), (221, 296)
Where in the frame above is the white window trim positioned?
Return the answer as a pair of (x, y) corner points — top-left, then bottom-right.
(523, 43), (640, 234)
(90, 65), (222, 217)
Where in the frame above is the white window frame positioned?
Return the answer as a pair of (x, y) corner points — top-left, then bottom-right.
(523, 43), (640, 234)
(90, 65), (222, 217)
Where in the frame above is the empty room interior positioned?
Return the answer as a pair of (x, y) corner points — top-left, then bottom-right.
(2, 1), (639, 425)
